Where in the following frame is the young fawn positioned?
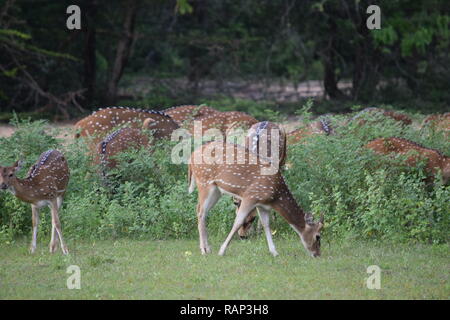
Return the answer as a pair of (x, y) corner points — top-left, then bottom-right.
(365, 137), (450, 184)
(0, 150), (70, 254)
(188, 141), (324, 257)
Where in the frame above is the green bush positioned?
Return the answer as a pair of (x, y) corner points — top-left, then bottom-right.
(0, 111), (448, 244)
(284, 111), (449, 243)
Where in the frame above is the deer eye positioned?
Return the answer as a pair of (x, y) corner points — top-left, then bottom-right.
(8, 173), (13, 177)
(316, 235), (321, 242)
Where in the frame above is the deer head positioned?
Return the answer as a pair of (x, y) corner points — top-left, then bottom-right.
(0, 160), (23, 190)
(300, 213), (324, 257)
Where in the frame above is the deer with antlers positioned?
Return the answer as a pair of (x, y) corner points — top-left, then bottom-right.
(74, 107), (179, 143)
(227, 121), (288, 238)
(0, 150), (70, 254)
(365, 137), (450, 184)
(188, 141), (324, 257)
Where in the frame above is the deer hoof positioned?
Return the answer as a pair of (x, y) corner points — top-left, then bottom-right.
(200, 246), (211, 255)
(49, 243), (58, 253)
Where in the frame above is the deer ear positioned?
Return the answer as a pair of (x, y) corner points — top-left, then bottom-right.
(317, 222), (324, 232)
(305, 213), (314, 225)
(143, 118), (155, 128)
(13, 160), (24, 171)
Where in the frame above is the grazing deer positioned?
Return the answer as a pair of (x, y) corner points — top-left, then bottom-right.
(229, 121), (288, 238)
(422, 112), (450, 134)
(164, 104), (220, 126)
(188, 141), (324, 257)
(95, 116), (175, 175)
(350, 107), (412, 126)
(365, 137), (450, 184)
(74, 107), (179, 143)
(287, 118), (333, 145)
(184, 110), (258, 136)
(222, 111), (259, 133)
(0, 150), (70, 254)
(95, 127), (150, 171)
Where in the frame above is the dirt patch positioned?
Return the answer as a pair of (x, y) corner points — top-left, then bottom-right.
(0, 122), (77, 144)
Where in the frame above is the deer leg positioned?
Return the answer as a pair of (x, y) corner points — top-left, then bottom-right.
(218, 200), (256, 256)
(56, 196), (63, 210)
(258, 207), (278, 256)
(197, 186), (221, 254)
(29, 205), (40, 254)
(50, 196), (64, 249)
(238, 207), (257, 239)
(49, 200), (68, 255)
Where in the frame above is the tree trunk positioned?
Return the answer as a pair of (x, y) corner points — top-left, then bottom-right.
(352, 23), (378, 101)
(105, 0), (138, 105)
(83, 0), (97, 107)
(322, 21), (346, 100)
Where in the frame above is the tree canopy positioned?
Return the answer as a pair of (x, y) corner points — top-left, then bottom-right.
(1, 0), (449, 118)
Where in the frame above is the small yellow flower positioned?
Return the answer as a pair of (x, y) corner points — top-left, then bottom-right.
(184, 251), (192, 257)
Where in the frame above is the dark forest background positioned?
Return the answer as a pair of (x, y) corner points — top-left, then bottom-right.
(1, 0), (449, 120)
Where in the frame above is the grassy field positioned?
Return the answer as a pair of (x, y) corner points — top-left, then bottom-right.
(0, 237), (448, 299)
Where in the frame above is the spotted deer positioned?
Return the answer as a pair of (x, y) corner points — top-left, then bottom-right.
(188, 141), (324, 257)
(365, 137), (450, 184)
(95, 127), (150, 171)
(422, 112), (449, 135)
(287, 118), (333, 145)
(0, 150), (70, 254)
(164, 104), (220, 126)
(74, 107), (179, 143)
(184, 110), (258, 136)
(95, 115), (177, 175)
(229, 121), (288, 238)
(350, 107), (412, 126)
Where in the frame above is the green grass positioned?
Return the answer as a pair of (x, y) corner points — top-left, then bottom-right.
(0, 237), (448, 299)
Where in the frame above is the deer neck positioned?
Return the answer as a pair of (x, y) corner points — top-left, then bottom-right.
(9, 177), (39, 203)
(271, 182), (306, 232)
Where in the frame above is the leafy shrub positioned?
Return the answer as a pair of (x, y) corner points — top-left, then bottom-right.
(0, 111), (448, 244)
(283, 110), (449, 243)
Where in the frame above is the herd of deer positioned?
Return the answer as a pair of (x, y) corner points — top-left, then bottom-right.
(0, 105), (448, 257)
